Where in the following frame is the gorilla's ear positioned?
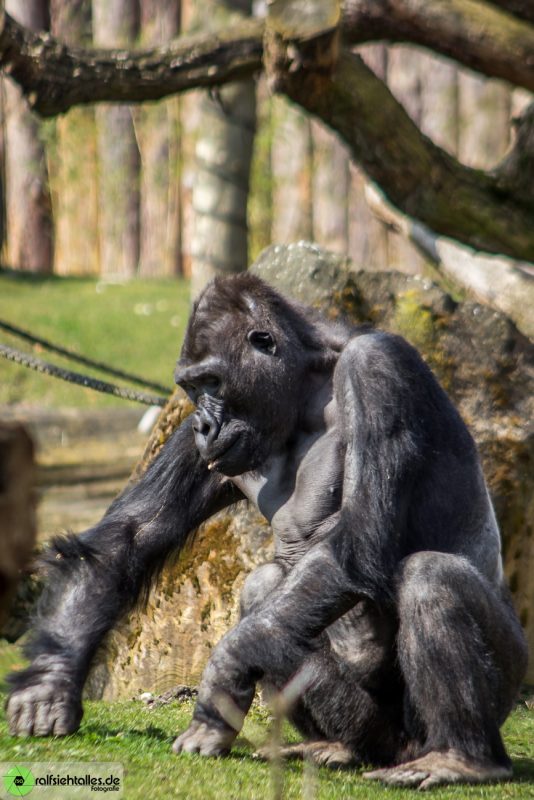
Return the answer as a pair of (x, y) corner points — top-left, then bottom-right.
(247, 330), (277, 356)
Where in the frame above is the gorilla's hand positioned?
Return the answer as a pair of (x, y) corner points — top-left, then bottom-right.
(6, 674), (82, 737)
(172, 720), (237, 756)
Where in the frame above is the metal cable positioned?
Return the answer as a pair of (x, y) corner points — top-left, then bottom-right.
(0, 344), (167, 407)
(0, 318), (170, 394)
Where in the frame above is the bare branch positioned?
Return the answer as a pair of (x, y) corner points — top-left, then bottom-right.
(270, 43), (534, 260)
(342, 0), (534, 93)
(0, 11), (263, 116)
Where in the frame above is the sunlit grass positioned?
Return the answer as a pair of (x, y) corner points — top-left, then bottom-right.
(0, 271), (191, 408)
(1, 642), (533, 799)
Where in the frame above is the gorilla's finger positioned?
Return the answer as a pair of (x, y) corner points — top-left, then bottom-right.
(16, 702), (36, 737)
(6, 696), (22, 736)
(51, 702), (79, 736)
(33, 701), (53, 736)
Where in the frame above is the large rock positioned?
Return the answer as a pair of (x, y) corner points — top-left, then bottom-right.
(86, 503), (272, 700)
(87, 242), (534, 697)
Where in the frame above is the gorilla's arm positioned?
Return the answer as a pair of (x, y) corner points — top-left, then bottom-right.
(174, 332), (474, 755)
(6, 418), (239, 737)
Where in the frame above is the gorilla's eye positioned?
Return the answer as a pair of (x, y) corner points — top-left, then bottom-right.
(247, 330), (277, 355)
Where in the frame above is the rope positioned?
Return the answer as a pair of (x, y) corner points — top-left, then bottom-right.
(0, 344), (168, 407)
(0, 318), (170, 394)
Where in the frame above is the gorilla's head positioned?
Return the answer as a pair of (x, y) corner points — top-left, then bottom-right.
(174, 274), (340, 476)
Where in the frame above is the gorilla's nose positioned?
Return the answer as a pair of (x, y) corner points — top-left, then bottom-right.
(192, 407), (220, 453)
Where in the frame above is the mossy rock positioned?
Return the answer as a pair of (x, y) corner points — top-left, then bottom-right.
(86, 504), (272, 699)
(87, 243), (534, 696)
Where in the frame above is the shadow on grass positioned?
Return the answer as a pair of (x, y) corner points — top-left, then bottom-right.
(82, 723), (171, 744)
(0, 266), (92, 285)
(512, 757), (534, 782)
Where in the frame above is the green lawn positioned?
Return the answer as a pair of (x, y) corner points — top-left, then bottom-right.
(1, 644), (533, 800)
(0, 271), (191, 408)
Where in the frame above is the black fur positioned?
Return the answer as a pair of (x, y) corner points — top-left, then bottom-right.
(6, 275), (527, 784)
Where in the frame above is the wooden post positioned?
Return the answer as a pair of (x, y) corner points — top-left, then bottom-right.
(0, 423), (35, 626)
(93, 0), (140, 279)
(50, 0), (99, 276)
(3, 0), (53, 273)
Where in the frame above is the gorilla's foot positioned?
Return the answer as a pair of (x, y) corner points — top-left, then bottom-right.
(172, 720), (237, 756)
(257, 740), (356, 769)
(363, 750), (512, 790)
(6, 681), (82, 737)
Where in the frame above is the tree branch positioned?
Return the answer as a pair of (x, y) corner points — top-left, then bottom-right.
(2, 3), (534, 260)
(1, 0), (534, 119)
(270, 43), (534, 260)
(0, 11), (263, 117)
(366, 183), (534, 340)
(494, 102), (534, 205)
(342, 0), (534, 94)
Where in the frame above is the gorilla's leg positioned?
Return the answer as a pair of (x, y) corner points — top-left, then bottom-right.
(255, 641), (403, 769)
(365, 551), (528, 789)
(239, 562), (286, 617)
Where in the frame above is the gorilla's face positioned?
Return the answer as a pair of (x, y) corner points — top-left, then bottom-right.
(174, 275), (311, 476)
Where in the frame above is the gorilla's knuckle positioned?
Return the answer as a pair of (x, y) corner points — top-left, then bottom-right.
(173, 721), (231, 757)
(7, 681), (81, 738)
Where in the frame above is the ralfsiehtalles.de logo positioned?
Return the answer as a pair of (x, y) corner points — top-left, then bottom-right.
(3, 766), (35, 797)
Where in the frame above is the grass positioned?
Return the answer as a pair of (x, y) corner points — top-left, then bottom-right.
(1, 643), (533, 799)
(0, 270), (191, 408)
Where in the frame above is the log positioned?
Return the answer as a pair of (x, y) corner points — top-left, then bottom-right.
(0, 423), (35, 626)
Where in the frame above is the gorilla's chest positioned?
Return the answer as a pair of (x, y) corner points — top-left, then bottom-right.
(232, 422), (344, 559)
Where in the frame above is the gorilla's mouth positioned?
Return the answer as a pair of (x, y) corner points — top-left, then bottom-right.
(205, 433), (242, 472)
(206, 430), (263, 476)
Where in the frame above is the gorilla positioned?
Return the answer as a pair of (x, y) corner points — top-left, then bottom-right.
(6, 274), (527, 789)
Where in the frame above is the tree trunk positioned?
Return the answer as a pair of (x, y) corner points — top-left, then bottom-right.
(138, 0), (182, 277)
(3, 0), (52, 273)
(311, 120), (349, 254)
(92, 0), (140, 279)
(0, 81), (5, 262)
(50, 0), (98, 276)
(458, 71), (512, 170)
(271, 98), (313, 244)
(248, 76), (273, 262)
(385, 47), (429, 275)
(347, 45), (389, 270)
(188, 0), (256, 299)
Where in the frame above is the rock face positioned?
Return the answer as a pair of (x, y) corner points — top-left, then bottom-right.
(87, 242), (534, 697)
(86, 503), (272, 700)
